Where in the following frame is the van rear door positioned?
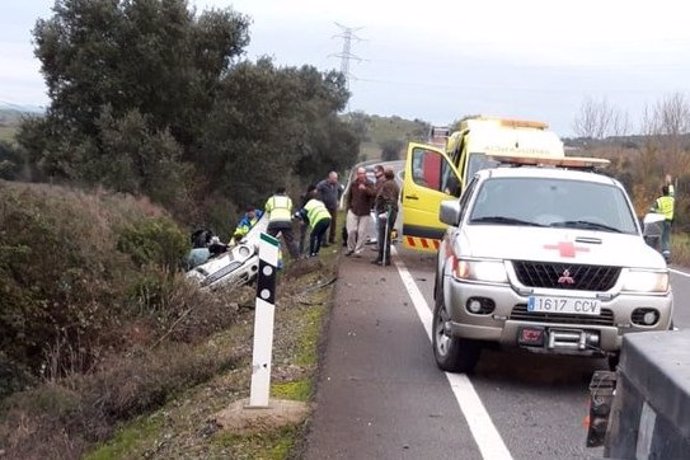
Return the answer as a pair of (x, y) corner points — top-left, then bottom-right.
(401, 142), (462, 251)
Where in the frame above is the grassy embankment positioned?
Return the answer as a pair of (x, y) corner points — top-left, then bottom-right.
(0, 180), (339, 459)
(83, 232), (340, 459)
(671, 232), (690, 266)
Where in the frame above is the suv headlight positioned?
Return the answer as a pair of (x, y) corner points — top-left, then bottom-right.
(452, 257), (508, 284)
(621, 269), (669, 293)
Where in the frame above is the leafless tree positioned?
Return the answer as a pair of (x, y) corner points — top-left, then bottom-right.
(640, 92), (690, 152)
(654, 92), (690, 138)
(572, 97), (629, 139)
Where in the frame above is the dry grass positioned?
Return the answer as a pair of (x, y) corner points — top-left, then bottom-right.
(0, 126), (16, 143)
(671, 232), (690, 267)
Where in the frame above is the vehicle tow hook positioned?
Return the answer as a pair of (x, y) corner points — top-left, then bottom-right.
(443, 321), (452, 336)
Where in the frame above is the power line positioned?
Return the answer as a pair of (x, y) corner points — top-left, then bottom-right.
(330, 22), (365, 91)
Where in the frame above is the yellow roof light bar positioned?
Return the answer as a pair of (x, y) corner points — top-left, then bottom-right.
(499, 118), (549, 129)
(487, 153), (610, 169)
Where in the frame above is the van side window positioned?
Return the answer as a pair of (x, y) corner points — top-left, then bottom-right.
(411, 148), (442, 190)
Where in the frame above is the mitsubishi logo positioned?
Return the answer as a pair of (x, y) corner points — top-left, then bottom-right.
(557, 269), (575, 285)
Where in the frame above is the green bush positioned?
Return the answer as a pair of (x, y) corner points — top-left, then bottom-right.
(116, 217), (188, 272)
(0, 182), (188, 386)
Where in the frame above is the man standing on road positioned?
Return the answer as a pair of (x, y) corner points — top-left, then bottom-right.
(264, 187), (299, 259)
(345, 167), (375, 257)
(372, 168), (400, 266)
(316, 171), (340, 246)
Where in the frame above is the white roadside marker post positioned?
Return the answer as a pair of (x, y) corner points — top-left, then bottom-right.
(248, 232), (280, 408)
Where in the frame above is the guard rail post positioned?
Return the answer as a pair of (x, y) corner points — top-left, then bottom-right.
(248, 232), (279, 407)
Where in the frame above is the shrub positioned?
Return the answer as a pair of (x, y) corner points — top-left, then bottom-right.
(116, 217), (188, 272)
(0, 182), (188, 386)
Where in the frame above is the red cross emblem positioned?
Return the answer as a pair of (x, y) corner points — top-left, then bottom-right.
(543, 241), (590, 258)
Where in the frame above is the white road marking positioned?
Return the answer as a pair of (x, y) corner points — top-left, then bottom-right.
(669, 267), (690, 278)
(391, 247), (513, 460)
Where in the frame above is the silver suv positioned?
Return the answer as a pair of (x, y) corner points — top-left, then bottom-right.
(433, 166), (673, 373)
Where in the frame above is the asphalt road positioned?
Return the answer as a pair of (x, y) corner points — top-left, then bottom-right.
(305, 158), (689, 459)
(304, 245), (689, 460)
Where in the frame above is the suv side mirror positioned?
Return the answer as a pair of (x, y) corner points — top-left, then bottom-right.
(642, 212), (665, 250)
(439, 200), (462, 226)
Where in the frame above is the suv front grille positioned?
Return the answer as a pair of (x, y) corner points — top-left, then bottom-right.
(510, 304), (615, 326)
(512, 261), (621, 291)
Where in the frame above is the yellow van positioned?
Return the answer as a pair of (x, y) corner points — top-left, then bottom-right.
(401, 116), (565, 251)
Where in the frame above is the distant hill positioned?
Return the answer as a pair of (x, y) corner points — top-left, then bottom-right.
(345, 112), (431, 160)
(0, 105), (44, 143)
(0, 108), (25, 126)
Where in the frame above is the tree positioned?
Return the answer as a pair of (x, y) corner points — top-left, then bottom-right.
(346, 111), (371, 142)
(380, 139), (404, 161)
(22, 0), (359, 229)
(0, 141), (24, 180)
(572, 97), (629, 139)
(23, 0), (250, 204)
(199, 58), (358, 209)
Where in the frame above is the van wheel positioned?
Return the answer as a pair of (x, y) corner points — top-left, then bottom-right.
(432, 293), (481, 373)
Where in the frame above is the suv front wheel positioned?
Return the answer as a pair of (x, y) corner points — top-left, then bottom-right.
(432, 291), (481, 373)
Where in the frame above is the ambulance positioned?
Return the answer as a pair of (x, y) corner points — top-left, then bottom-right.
(401, 116), (565, 251)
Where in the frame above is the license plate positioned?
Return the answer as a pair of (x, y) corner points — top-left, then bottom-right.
(527, 296), (601, 315)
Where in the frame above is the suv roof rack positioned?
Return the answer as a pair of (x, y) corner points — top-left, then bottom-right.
(487, 153), (610, 170)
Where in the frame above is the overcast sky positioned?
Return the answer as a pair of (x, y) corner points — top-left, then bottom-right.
(4, 0), (690, 135)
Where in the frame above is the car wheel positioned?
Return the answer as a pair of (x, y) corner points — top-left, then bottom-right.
(432, 293), (481, 373)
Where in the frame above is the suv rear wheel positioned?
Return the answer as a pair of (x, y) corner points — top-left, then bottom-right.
(432, 292), (481, 373)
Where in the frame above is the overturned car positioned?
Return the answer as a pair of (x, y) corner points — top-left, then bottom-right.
(186, 215), (268, 290)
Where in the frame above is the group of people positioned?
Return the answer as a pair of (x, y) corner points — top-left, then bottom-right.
(344, 165), (400, 265)
(183, 162), (403, 272)
(239, 172), (341, 261)
(227, 164), (399, 266)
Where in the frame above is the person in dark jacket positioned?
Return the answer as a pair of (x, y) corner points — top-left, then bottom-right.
(372, 164), (385, 251)
(372, 168), (400, 266)
(316, 171), (340, 246)
(345, 167), (376, 256)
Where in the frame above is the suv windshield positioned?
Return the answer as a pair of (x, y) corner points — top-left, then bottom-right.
(468, 177), (638, 234)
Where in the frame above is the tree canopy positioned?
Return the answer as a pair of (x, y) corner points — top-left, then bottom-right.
(20, 0), (359, 232)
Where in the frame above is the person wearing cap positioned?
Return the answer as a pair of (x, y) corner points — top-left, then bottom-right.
(231, 206), (263, 244)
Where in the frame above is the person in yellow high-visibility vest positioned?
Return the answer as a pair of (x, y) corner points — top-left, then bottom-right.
(264, 187), (299, 259)
(651, 184), (675, 261)
(296, 192), (332, 257)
